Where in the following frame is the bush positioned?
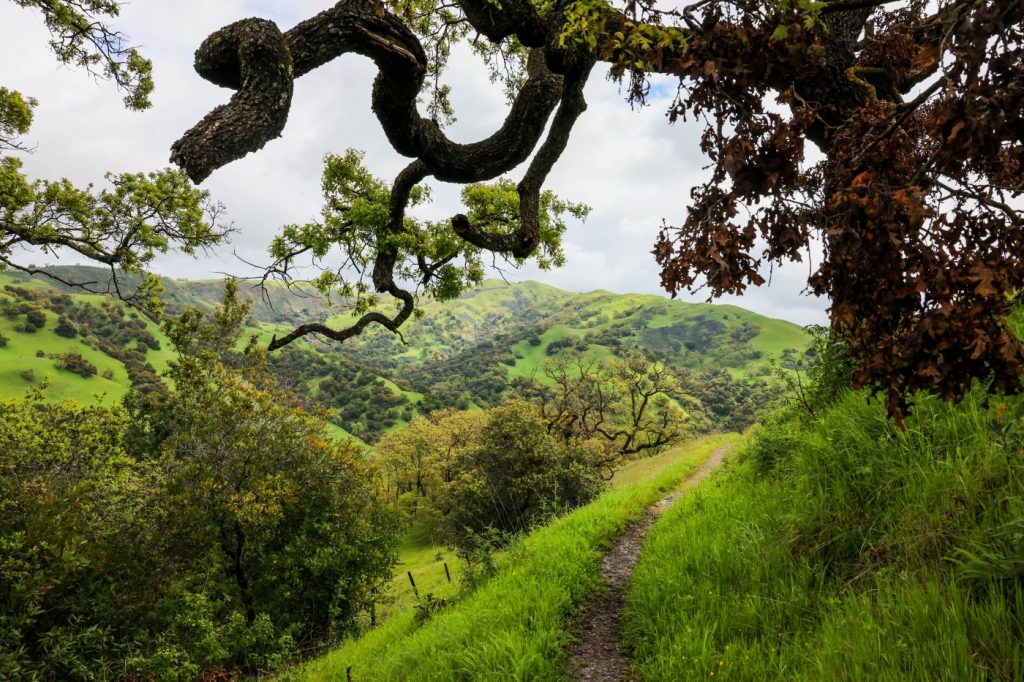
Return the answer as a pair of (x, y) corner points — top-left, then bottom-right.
(0, 332), (7, 348)
(18, 369), (35, 383)
(55, 352), (97, 378)
(438, 399), (604, 552)
(0, 307), (399, 679)
(25, 309), (46, 329)
(54, 317), (78, 338)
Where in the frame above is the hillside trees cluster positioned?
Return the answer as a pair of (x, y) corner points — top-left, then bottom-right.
(0, 284), (398, 679)
(0, 284), (166, 393)
(375, 400), (604, 554)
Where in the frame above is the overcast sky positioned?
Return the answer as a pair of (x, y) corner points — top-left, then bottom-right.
(1, 0), (829, 325)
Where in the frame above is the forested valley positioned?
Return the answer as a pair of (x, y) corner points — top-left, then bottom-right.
(3, 0), (1024, 679)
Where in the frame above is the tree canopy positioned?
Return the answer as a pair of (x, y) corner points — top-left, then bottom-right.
(171, 0), (1024, 417)
(1, 0), (228, 314)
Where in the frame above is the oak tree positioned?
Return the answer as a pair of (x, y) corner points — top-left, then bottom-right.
(172, 0), (1024, 417)
(516, 351), (690, 469)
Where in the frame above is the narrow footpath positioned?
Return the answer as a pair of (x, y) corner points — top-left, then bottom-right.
(567, 444), (733, 682)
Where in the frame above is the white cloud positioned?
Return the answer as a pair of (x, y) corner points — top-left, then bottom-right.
(0, 1), (828, 325)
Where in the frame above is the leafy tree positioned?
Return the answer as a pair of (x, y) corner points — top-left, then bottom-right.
(261, 150), (587, 349)
(24, 308), (45, 329)
(55, 351), (97, 377)
(172, 0), (1024, 419)
(516, 351), (690, 470)
(53, 315), (77, 338)
(0, 397), (140, 679)
(679, 366), (784, 432)
(435, 399), (604, 550)
(2, 0), (228, 313)
(133, 283), (399, 658)
(376, 408), (486, 512)
(8, 0), (153, 111)
(0, 283), (399, 678)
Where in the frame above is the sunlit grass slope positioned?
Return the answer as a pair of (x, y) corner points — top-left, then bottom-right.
(292, 433), (739, 681)
(375, 437), (728, 628)
(625, 390), (1024, 681)
(0, 274), (364, 443)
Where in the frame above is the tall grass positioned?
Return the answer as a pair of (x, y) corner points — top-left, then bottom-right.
(624, 389), (1024, 680)
(290, 434), (738, 681)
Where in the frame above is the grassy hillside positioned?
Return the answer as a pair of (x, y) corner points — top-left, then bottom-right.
(0, 268), (810, 437)
(624, 389), (1024, 680)
(0, 276), (160, 405)
(291, 433), (739, 681)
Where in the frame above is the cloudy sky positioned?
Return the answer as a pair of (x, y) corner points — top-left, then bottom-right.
(1, 0), (829, 325)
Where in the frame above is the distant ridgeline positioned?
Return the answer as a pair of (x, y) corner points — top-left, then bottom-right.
(0, 266), (811, 440)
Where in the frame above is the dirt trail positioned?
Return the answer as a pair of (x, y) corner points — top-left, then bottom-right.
(567, 443), (733, 682)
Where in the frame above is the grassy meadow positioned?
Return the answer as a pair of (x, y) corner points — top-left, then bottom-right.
(624, 389), (1024, 681)
(291, 433), (739, 681)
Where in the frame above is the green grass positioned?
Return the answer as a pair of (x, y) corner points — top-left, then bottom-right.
(0, 314), (129, 405)
(0, 277), (174, 403)
(373, 439), (728, 629)
(624, 390), (1024, 681)
(290, 433), (739, 681)
(378, 518), (462, 624)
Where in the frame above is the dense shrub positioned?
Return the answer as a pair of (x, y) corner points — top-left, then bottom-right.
(56, 352), (97, 378)
(25, 309), (46, 329)
(54, 316), (78, 338)
(0, 284), (399, 680)
(438, 400), (604, 551)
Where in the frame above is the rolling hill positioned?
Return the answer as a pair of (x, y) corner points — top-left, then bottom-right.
(0, 268), (811, 439)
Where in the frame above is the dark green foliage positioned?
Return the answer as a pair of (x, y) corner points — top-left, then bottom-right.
(438, 400), (604, 552)
(56, 352), (97, 378)
(54, 316), (77, 338)
(24, 308), (45, 329)
(640, 315), (724, 353)
(802, 324), (855, 410)
(0, 332), (7, 347)
(680, 367), (784, 431)
(0, 400), (138, 680)
(546, 338), (575, 355)
(0, 284), (399, 679)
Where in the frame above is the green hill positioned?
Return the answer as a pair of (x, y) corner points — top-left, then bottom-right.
(0, 268), (811, 439)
